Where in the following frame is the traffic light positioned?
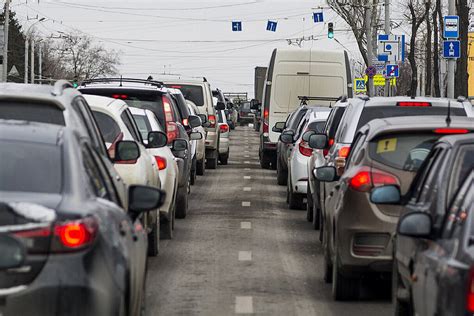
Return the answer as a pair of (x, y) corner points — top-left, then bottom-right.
(328, 22), (334, 39)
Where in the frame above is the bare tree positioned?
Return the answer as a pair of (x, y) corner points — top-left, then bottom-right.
(424, 0), (432, 96)
(432, 0), (442, 97)
(455, 0), (469, 97)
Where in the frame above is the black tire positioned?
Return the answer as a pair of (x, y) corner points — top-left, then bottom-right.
(306, 185), (313, 222)
(393, 260), (413, 316)
(190, 158), (197, 185)
(196, 158), (205, 176)
(147, 216), (160, 256)
(161, 212), (173, 240)
(288, 179), (304, 210)
(260, 151), (271, 169)
(276, 158), (288, 185)
(219, 153), (229, 165)
(312, 199), (320, 230)
(175, 186), (188, 219)
(206, 156), (218, 169)
(332, 245), (359, 301)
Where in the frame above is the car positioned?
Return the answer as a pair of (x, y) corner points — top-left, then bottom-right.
(238, 101), (253, 126)
(0, 120), (164, 316)
(84, 94), (165, 255)
(313, 116), (474, 301)
(162, 78), (220, 169)
(0, 81), (128, 207)
(280, 107), (330, 209)
(314, 96), (474, 255)
(225, 98), (238, 129)
(371, 133), (474, 315)
(251, 101), (262, 132)
(130, 107), (182, 245)
(187, 100), (207, 176)
(79, 78), (199, 220)
(217, 109), (230, 165)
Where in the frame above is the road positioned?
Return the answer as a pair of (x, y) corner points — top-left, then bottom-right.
(146, 126), (393, 315)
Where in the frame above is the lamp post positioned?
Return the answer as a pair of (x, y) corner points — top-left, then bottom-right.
(24, 18), (45, 84)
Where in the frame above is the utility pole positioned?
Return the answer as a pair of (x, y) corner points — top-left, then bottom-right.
(384, 0), (391, 96)
(366, 4), (374, 96)
(31, 38), (35, 84)
(2, 0), (11, 82)
(447, 0), (456, 98)
(38, 43), (42, 84)
(24, 39), (28, 83)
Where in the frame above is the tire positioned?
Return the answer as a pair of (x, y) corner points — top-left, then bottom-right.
(190, 158), (197, 185)
(306, 185), (313, 222)
(288, 178), (304, 210)
(323, 230), (333, 283)
(393, 259), (413, 316)
(312, 198), (320, 230)
(175, 185), (188, 219)
(332, 244), (359, 301)
(206, 155), (218, 169)
(161, 211), (173, 240)
(276, 158), (288, 185)
(196, 158), (205, 176)
(260, 151), (271, 169)
(147, 216), (160, 256)
(219, 153), (229, 165)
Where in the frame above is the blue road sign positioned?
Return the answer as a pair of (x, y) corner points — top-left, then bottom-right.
(386, 64), (399, 78)
(377, 34), (405, 63)
(443, 15), (459, 39)
(354, 78), (366, 92)
(232, 21), (242, 32)
(267, 20), (277, 32)
(443, 40), (460, 59)
(313, 12), (324, 23)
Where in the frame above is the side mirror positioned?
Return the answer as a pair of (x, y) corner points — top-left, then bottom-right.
(114, 141), (140, 162)
(197, 114), (208, 124)
(308, 134), (328, 149)
(216, 101), (226, 111)
(370, 185), (401, 204)
(172, 139), (188, 151)
(128, 185), (166, 220)
(397, 212), (432, 238)
(314, 166), (337, 182)
(147, 131), (167, 149)
(302, 130), (316, 142)
(279, 130), (295, 144)
(190, 131), (203, 141)
(188, 115), (202, 128)
(0, 234), (26, 270)
(250, 100), (260, 110)
(272, 122), (286, 133)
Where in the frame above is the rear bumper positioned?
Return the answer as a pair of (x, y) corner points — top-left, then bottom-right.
(205, 130), (218, 150)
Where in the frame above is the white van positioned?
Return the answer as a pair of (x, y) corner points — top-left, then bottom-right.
(259, 48), (353, 169)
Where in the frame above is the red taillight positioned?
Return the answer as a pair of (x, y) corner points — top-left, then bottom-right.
(182, 118), (189, 126)
(328, 138), (335, 146)
(299, 141), (313, 157)
(467, 267), (474, 312)
(170, 85), (182, 89)
(219, 123), (229, 133)
(166, 122), (178, 143)
(397, 102), (431, 107)
(208, 115), (216, 128)
(434, 128), (469, 134)
(338, 146), (351, 158)
(154, 156), (167, 170)
(349, 167), (399, 192)
(111, 94), (128, 100)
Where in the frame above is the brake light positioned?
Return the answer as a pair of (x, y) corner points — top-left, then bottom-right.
(328, 138), (335, 146)
(434, 128), (469, 134)
(111, 94), (128, 100)
(323, 138), (334, 156)
(54, 217), (98, 250)
(182, 118), (189, 126)
(208, 115), (216, 128)
(349, 167), (399, 192)
(170, 85), (182, 89)
(166, 122), (179, 144)
(338, 146), (351, 158)
(299, 141), (313, 157)
(397, 102), (431, 107)
(154, 156), (167, 170)
(263, 108), (269, 134)
(219, 123), (229, 133)
(467, 267), (474, 312)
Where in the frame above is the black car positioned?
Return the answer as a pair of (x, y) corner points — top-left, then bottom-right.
(371, 133), (474, 315)
(0, 120), (164, 316)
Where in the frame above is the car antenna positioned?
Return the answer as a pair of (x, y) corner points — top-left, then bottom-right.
(446, 100), (451, 127)
(119, 75), (123, 87)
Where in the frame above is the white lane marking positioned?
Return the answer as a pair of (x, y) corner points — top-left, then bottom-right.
(243, 176), (251, 179)
(243, 187), (251, 192)
(241, 222), (252, 229)
(244, 161), (250, 164)
(238, 251), (252, 261)
(244, 150), (250, 153)
(242, 201), (251, 207)
(235, 296), (253, 314)
(244, 168), (251, 171)
(244, 155), (250, 158)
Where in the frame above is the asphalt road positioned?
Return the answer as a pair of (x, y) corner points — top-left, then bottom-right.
(146, 126), (393, 315)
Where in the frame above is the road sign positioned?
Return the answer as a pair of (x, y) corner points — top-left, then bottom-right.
(8, 65), (19, 77)
(443, 40), (460, 59)
(386, 64), (399, 78)
(232, 21), (242, 32)
(377, 34), (406, 63)
(266, 21), (277, 32)
(365, 66), (377, 78)
(444, 15), (459, 39)
(313, 12), (324, 23)
(363, 75), (396, 87)
(354, 78), (366, 93)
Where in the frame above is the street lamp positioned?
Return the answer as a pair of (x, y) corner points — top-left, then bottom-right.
(24, 17), (46, 84)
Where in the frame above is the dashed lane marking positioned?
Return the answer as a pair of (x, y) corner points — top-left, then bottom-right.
(240, 222), (252, 229)
(243, 176), (251, 179)
(243, 187), (251, 192)
(238, 251), (252, 261)
(242, 201), (251, 207)
(235, 296), (253, 314)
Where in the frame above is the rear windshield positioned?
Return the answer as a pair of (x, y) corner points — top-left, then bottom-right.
(132, 114), (152, 140)
(327, 107), (346, 139)
(307, 121), (326, 133)
(369, 133), (439, 171)
(358, 106), (466, 130)
(217, 110), (224, 123)
(0, 101), (65, 125)
(0, 141), (62, 193)
(242, 102), (251, 110)
(92, 111), (122, 144)
(164, 84), (204, 106)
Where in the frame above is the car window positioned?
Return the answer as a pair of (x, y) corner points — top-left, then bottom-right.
(307, 121), (326, 133)
(89, 147), (121, 206)
(132, 114), (152, 140)
(295, 118), (308, 139)
(443, 172), (473, 238)
(327, 107), (346, 140)
(449, 145), (474, 204)
(369, 133), (439, 171)
(0, 140), (62, 193)
(75, 98), (105, 149)
(0, 100), (65, 125)
(217, 110), (224, 123)
(164, 84), (204, 106)
(345, 132), (367, 169)
(409, 147), (443, 202)
(169, 98), (183, 122)
(288, 108), (307, 130)
(416, 149), (446, 204)
(172, 93), (190, 119)
(82, 146), (110, 200)
(121, 110), (141, 143)
(92, 111), (122, 144)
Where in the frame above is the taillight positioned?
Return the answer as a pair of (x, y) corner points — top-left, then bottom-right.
(166, 122), (179, 143)
(323, 138), (335, 156)
(263, 107), (269, 134)
(467, 267), (474, 312)
(397, 102), (431, 107)
(154, 156), (167, 170)
(111, 94), (128, 100)
(338, 146), (351, 158)
(349, 167), (399, 192)
(299, 141), (313, 157)
(182, 118), (189, 127)
(208, 115), (216, 128)
(434, 128), (469, 134)
(219, 124), (229, 133)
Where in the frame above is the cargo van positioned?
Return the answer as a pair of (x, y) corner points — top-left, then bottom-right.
(259, 48), (352, 169)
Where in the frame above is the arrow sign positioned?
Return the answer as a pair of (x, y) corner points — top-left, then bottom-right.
(386, 64), (399, 77)
(313, 12), (324, 23)
(266, 20), (277, 32)
(443, 40), (460, 59)
(232, 21), (242, 32)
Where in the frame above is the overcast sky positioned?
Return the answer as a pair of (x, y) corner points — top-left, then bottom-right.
(12, 0), (366, 96)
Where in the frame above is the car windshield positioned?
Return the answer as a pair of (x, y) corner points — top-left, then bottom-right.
(0, 100), (65, 125)
(164, 84), (204, 106)
(0, 140), (62, 193)
(92, 111), (122, 144)
(307, 121), (326, 133)
(132, 114), (152, 140)
(369, 133), (439, 171)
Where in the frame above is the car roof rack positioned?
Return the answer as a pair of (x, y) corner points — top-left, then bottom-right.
(51, 80), (74, 96)
(81, 77), (164, 88)
(298, 96), (341, 106)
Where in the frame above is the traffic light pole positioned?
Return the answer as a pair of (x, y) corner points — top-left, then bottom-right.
(447, 0), (455, 98)
(384, 0), (391, 97)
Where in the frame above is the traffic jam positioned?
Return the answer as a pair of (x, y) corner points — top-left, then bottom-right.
(1, 1), (474, 316)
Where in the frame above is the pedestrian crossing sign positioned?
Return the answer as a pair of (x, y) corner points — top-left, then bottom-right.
(354, 78), (366, 93)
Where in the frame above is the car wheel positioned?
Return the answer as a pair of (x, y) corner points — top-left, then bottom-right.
(288, 179), (304, 210)
(161, 211), (173, 240)
(332, 241), (359, 301)
(306, 185), (313, 222)
(312, 201), (320, 230)
(393, 259), (413, 316)
(260, 151), (271, 169)
(190, 158), (197, 185)
(196, 158), (205, 176)
(276, 158), (287, 185)
(147, 216), (160, 256)
(323, 228), (333, 283)
(206, 152), (218, 169)
(219, 152), (229, 165)
(175, 186), (188, 219)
